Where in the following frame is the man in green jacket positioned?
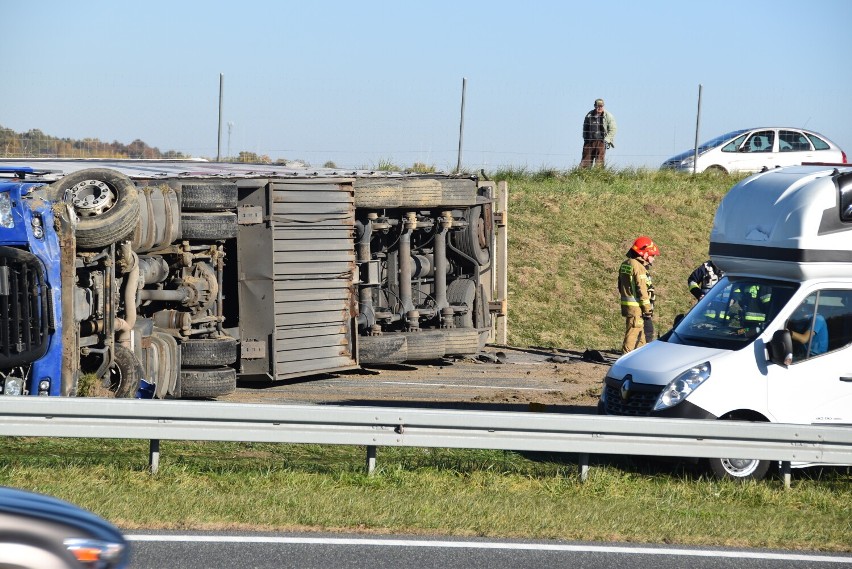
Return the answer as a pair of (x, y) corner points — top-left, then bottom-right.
(581, 98), (617, 168)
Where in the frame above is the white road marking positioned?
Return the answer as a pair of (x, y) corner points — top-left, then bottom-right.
(124, 535), (850, 563)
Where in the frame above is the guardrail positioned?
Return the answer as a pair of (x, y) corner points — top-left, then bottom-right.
(1, 398), (850, 487)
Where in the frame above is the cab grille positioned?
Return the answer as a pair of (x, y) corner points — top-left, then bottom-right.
(0, 247), (50, 368)
(602, 380), (663, 416)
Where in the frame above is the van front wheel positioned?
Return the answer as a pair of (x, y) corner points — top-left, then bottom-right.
(707, 456), (771, 481)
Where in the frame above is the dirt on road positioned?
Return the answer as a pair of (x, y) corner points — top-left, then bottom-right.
(221, 346), (616, 414)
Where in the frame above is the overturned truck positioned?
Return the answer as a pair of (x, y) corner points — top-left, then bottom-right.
(0, 160), (506, 398)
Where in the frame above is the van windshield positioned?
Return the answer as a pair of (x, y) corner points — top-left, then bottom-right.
(664, 277), (798, 351)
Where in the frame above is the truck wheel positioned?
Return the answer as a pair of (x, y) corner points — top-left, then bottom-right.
(50, 168), (141, 249)
(179, 367), (236, 398)
(474, 283), (493, 350)
(108, 345), (142, 398)
(707, 457), (771, 481)
(180, 183), (238, 211)
(450, 205), (491, 265)
(181, 212), (237, 240)
(354, 179), (443, 208)
(358, 334), (407, 365)
(447, 278), (476, 328)
(405, 330), (446, 362)
(180, 337), (237, 367)
(442, 328), (480, 357)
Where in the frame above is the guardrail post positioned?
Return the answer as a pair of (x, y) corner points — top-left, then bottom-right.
(149, 439), (160, 474)
(781, 460), (791, 489)
(578, 453), (589, 481)
(366, 445), (377, 475)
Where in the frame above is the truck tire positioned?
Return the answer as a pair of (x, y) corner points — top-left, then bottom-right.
(450, 205), (491, 265)
(405, 330), (446, 362)
(474, 283), (493, 350)
(447, 278), (476, 328)
(180, 182), (238, 211)
(707, 457), (771, 481)
(443, 328), (480, 357)
(109, 344), (142, 398)
(179, 367), (237, 398)
(181, 212), (237, 240)
(354, 178), (478, 208)
(180, 337), (237, 367)
(358, 334), (407, 365)
(50, 168), (141, 249)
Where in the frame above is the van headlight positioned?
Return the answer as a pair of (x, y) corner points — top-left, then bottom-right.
(653, 362), (711, 411)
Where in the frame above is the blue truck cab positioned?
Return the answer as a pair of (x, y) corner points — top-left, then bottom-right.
(0, 167), (63, 395)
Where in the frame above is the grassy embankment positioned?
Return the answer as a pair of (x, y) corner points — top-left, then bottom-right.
(1, 168), (850, 551)
(500, 166), (741, 350)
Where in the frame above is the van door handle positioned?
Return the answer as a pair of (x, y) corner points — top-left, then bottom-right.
(841, 376), (852, 382)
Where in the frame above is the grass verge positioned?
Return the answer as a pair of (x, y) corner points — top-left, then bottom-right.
(2, 438), (850, 551)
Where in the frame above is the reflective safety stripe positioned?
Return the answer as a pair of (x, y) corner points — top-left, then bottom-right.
(744, 312), (765, 322)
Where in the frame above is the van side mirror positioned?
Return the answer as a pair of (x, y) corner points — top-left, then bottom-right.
(673, 313), (685, 327)
(768, 329), (793, 366)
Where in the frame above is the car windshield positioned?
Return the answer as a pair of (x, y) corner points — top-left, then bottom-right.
(663, 276), (798, 351)
(697, 129), (751, 154)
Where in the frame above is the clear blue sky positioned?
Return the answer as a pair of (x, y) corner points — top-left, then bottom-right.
(3, 0), (851, 171)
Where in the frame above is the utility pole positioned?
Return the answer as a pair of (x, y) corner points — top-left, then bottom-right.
(227, 122), (234, 161)
(456, 77), (467, 174)
(217, 73), (224, 161)
(693, 84), (702, 175)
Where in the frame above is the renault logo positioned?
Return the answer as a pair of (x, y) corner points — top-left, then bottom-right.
(620, 376), (633, 401)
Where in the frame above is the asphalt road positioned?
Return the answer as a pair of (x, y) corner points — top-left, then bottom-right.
(220, 345), (612, 413)
(124, 532), (852, 569)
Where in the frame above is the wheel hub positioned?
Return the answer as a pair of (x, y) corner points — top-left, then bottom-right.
(69, 179), (115, 216)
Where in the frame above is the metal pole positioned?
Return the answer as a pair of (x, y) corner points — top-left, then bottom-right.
(149, 439), (160, 474)
(578, 453), (589, 482)
(217, 73), (224, 162)
(693, 84), (702, 175)
(366, 445), (377, 475)
(456, 77), (467, 174)
(227, 122), (233, 161)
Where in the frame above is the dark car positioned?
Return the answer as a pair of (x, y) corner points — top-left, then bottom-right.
(0, 486), (129, 568)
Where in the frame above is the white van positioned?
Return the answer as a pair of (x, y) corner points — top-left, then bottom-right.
(599, 164), (852, 479)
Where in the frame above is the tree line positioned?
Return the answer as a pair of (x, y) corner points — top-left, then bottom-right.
(0, 125), (187, 159)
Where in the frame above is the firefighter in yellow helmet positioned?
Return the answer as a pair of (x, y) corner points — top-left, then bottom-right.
(618, 236), (660, 353)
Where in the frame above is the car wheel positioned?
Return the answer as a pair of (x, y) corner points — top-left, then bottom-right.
(704, 165), (728, 175)
(707, 456), (771, 481)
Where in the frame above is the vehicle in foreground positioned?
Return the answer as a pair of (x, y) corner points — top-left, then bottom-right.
(0, 160), (503, 399)
(661, 127), (846, 173)
(0, 485), (129, 568)
(600, 164), (852, 479)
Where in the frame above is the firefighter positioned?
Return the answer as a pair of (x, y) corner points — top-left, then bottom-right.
(618, 236), (660, 353)
(687, 259), (724, 300)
